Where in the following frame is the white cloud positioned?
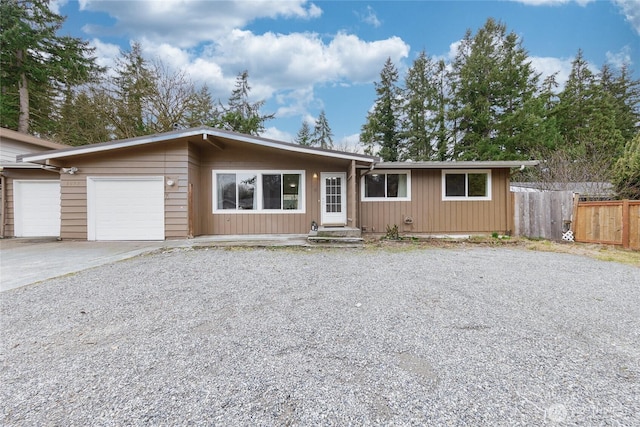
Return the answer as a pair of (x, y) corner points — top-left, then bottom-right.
(275, 87), (319, 118)
(164, 29), (409, 101)
(262, 126), (294, 142)
(48, 0), (69, 14)
(529, 55), (600, 90)
(529, 57), (574, 87)
(79, 0), (323, 48)
(606, 46), (633, 68)
(358, 6), (382, 28)
(613, 0), (640, 35)
(90, 39), (121, 74)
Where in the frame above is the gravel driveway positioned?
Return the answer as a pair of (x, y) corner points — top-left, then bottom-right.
(2, 246), (639, 425)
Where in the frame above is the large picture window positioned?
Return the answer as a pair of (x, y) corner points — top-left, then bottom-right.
(361, 170), (411, 201)
(213, 170), (304, 212)
(442, 170), (491, 200)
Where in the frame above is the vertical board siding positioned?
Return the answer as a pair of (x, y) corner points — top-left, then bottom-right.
(59, 141), (189, 240)
(513, 191), (574, 240)
(575, 200), (639, 249)
(360, 168), (511, 235)
(198, 144), (352, 235)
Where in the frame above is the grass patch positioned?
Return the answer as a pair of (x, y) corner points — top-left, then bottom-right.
(524, 240), (640, 267)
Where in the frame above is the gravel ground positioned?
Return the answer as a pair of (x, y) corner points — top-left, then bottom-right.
(1, 246), (639, 426)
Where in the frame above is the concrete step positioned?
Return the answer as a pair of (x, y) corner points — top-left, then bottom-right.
(310, 227), (362, 238)
(307, 236), (364, 244)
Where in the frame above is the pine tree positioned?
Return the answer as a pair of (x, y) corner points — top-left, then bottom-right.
(612, 133), (640, 200)
(110, 42), (157, 138)
(0, 0), (101, 135)
(312, 110), (333, 149)
(361, 58), (402, 161)
(55, 88), (110, 145)
(449, 18), (540, 160)
(599, 64), (640, 143)
(557, 50), (625, 162)
(433, 59), (450, 161)
(187, 85), (219, 128)
(220, 70), (274, 136)
(556, 49), (596, 151)
(294, 120), (312, 146)
(401, 50), (437, 160)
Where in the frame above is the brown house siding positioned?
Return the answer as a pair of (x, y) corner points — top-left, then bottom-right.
(195, 143), (353, 235)
(359, 168), (512, 235)
(56, 141), (189, 240)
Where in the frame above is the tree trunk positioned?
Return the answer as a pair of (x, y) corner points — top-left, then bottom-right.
(17, 50), (29, 133)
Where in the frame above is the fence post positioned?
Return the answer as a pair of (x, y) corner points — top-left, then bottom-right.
(571, 193), (580, 234)
(622, 199), (630, 249)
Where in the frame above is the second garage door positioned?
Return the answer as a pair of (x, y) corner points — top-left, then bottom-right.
(87, 177), (165, 241)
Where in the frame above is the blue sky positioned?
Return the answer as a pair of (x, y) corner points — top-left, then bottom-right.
(52, 0), (639, 149)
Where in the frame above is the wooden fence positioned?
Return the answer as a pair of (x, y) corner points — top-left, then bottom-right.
(573, 200), (640, 250)
(513, 191), (574, 241)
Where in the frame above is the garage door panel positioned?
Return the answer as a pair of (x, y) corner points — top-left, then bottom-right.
(13, 181), (60, 237)
(89, 178), (164, 241)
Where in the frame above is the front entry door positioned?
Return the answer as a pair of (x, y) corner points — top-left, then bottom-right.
(320, 172), (347, 225)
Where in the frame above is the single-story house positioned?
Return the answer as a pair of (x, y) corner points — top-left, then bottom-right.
(17, 126), (538, 241)
(0, 128), (67, 238)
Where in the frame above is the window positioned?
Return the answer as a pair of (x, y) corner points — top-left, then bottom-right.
(442, 170), (491, 200)
(361, 171), (411, 201)
(213, 171), (304, 212)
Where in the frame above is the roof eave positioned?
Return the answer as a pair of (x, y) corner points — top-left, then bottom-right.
(19, 127), (379, 164)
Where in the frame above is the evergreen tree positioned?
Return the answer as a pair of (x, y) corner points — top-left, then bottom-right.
(312, 110), (333, 149)
(110, 42), (157, 138)
(220, 70), (274, 136)
(361, 58), (402, 161)
(599, 64), (640, 143)
(187, 85), (219, 128)
(556, 49), (596, 151)
(449, 18), (540, 160)
(557, 50), (625, 161)
(401, 50), (437, 160)
(0, 0), (101, 135)
(612, 133), (640, 200)
(294, 120), (312, 146)
(55, 88), (111, 145)
(433, 59), (450, 161)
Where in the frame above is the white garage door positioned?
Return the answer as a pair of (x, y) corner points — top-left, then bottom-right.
(87, 177), (164, 241)
(13, 180), (61, 237)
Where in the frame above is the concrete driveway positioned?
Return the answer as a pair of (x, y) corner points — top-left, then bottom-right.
(0, 235), (308, 292)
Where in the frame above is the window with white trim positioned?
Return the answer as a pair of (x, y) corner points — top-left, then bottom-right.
(213, 170), (305, 212)
(361, 170), (411, 201)
(442, 170), (491, 200)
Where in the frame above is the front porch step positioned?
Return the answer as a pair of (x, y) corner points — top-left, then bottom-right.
(307, 226), (363, 246)
(311, 226), (362, 238)
(307, 236), (364, 244)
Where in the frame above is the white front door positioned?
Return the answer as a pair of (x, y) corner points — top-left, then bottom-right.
(320, 172), (347, 226)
